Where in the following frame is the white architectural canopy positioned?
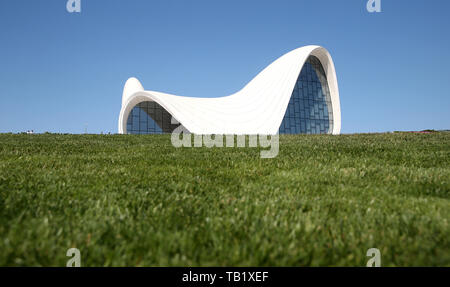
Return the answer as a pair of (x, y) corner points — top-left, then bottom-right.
(118, 45), (341, 135)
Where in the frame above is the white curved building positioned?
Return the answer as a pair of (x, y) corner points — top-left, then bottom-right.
(118, 45), (341, 135)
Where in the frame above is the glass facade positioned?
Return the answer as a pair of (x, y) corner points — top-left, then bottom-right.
(279, 56), (334, 134)
(126, 101), (180, 134)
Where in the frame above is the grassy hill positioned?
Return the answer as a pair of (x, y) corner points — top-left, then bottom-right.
(0, 132), (448, 266)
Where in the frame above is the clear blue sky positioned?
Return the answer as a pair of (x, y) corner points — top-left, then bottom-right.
(0, 0), (449, 134)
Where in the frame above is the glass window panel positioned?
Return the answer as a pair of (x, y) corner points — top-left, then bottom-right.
(279, 56), (334, 134)
(126, 101), (180, 134)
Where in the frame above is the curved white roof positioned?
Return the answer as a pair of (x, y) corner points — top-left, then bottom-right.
(118, 45), (341, 135)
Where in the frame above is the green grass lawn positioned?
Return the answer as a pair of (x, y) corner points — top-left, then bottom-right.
(0, 132), (448, 266)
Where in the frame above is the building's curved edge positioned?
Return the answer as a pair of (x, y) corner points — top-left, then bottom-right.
(118, 91), (188, 134)
(309, 47), (341, 135)
(122, 77), (144, 106)
(118, 46), (341, 135)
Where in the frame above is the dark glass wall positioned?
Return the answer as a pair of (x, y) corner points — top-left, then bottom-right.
(126, 101), (179, 134)
(279, 56), (334, 134)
